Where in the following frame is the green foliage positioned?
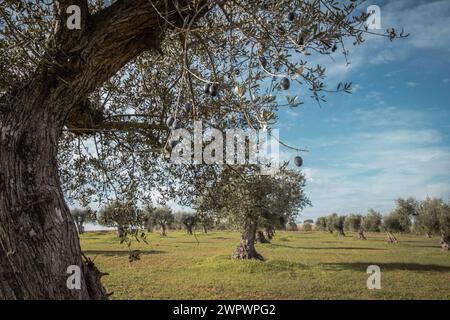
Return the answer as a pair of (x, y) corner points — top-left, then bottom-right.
(362, 209), (383, 232)
(415, 198), (444, 236)
(315, 216), (327, 231)
(98, 200), (143, 229)
(70, 207), (96, 233)
(391, 197), (419, 233)
(382, 212), (406, 233)
(303, 222), (312, 232)
(344, 214), (363, 232)
(144, 206), (175, 229)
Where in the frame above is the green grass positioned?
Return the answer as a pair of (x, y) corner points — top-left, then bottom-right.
(80, 230), (450, 300)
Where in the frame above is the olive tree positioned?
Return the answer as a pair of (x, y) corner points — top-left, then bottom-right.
(178, 212), (197, 235)
(382, 212), (405, 244)
(71, 207), (96, 234)
(191, 166), (309, 259)
(144, 206), (174, 236)
(344, 213), (365, 239)
(362, 209), (382, 232)
(315, 216), (328, 232)
(416, 197), (442, 238)
(0, 0), (406, 299)
(391, 197), (418, 233)
(98, 201), (143, 238)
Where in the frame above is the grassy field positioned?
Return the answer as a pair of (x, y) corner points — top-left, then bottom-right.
(80, 230), (450, 300)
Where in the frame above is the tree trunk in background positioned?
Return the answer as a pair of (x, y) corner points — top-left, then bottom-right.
(357, 229), (366, 240)
(232, 221), (263, 260)
(160, 224), (166, 237)
(117, 226), (125, 238)
(264, 227), (274, 240)
(256, 230), (270, 244)
(440, 235), (449, 251)
(202, 225), (208, 233)
(186, 226), (193, 235)
(426, 232), (432, 238)
(0, 79), (106, 299)
(386, 232), (398, 244)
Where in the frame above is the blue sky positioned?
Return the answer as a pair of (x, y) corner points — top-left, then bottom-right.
(277, 0), (450, 221)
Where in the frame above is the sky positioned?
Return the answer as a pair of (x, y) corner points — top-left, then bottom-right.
(277, 0), (450, 221)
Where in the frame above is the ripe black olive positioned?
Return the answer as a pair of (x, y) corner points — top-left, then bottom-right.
(280, 77), (290, 90)
(204, 83), (211, 94)
(294, 156), (303, 167)
(209, 84), (218, 97)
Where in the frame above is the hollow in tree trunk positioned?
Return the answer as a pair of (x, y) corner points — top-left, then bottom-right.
(232, 222), (264, 260)
(256, 230), (270, 244)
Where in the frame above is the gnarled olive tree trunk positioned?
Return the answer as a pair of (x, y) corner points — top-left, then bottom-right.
(232, 221), (263, 260)
(0, 0), (200, 299)
(160, 224), (167, 237)
(0, 75), (107, 299)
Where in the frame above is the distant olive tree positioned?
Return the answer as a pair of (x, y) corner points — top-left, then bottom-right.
(303, 222), (312, 232)
(98, 201), (143, 238)
(382, 213), (406, 244)
(416, 198), (442, 238)
(178, 212), (197, 235)
(144, 206), (174, 237)
(315, 217), (328, 232)
(392, 197), (419, 233)
(362, 209), (383, 232)
(344, 214), (366, 240)
(327, 213), (345, 236)
(71, 207), (96, 234)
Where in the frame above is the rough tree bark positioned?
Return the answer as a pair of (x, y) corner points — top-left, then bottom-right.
(0, 0), (203, 299)
(232, 221), (263, 260)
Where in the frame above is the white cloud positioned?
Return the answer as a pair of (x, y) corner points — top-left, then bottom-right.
(297, 107), (450, 218)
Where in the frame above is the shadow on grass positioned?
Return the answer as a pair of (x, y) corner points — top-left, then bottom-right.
(83, 249), (166, 257)
(269, 243), (385, 250)
(320, 262), (450, 272)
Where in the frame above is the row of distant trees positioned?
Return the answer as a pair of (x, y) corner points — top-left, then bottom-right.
(71, 167), (310, 261)
(315, 197), (450, 250)
(71, 203), (210, 237)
